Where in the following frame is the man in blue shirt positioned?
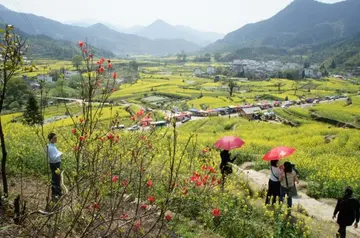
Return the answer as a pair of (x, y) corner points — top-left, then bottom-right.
(47, 133), (62, 199)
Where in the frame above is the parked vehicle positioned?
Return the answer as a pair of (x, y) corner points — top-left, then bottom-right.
(312, 100), (320, 104)
(151, 121), (167, 127)
(182, 117), (191, 123)
(128, 125), (140, 131)
(111, 125), (125, 130)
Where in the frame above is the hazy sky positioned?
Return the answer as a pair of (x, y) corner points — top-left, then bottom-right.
(0, 0), (344, 33)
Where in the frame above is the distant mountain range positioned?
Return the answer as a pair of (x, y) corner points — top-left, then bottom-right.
(0, 4), (201, 55)
(207, 0), (360, 53)
(64, 19), (224, 46)
(134, 19), (224, 46)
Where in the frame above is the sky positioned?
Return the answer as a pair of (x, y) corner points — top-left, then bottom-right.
(0, 0), (344, 34)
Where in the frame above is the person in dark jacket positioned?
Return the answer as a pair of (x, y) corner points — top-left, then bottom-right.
(219, 150), (236, 190)
(333, 187), (359, 238)
(265, 160), (281, 205)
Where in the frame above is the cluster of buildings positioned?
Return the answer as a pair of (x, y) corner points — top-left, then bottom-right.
(193, 66), (216, 77)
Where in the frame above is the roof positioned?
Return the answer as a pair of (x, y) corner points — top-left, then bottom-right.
(242, 107), (262, 114)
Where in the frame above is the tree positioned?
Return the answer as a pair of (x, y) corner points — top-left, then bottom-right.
(330, 60), (336, 69)
(214, 53), (222, 61)
(293, 82), (300, 96)
(129, 60), (139, 72)
(23, 94), (43, 125)
(72, 55), (83, 70)
(0, 25), (27, 198)
(274, 83), (285, 92)
(223, 78), (237, 97)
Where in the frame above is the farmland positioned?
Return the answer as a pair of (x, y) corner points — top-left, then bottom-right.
(1, 57), (360, 237)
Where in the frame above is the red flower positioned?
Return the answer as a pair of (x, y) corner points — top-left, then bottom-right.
(89, 53), (94, 59)
(182, 188), (188, 195)
(165, 214), (173, 222)
(140, 204), (148, 210)
(99, 66), (105, 73)
(71, 128), (76, 134)
(96, 61), (102, 65)
(79, 118), (85, 123)
(93, 202), (100, 209)
(112, 175), (119, 183)
(112, 72), (117, 79)
(107, 133), (114, 141)
(108, 63), (112, 69)
(83, 49), (88, 54)
(217, 179), (222, 185)
(202, 148), (208, 153)
(133, 221), (141, 232)
(212, 208), (221, 217)
(120, 213), (128, 220)
(101, 57), (105, 63)
(146, 180), (153, 187)
(121, 180), (129, 187)
(73, 145), (79, 151)
(202, 175), (210, 185)
(201, 165), (207, 171)
(140, 135), (147, 141)
(131, 116), (135, 121)
(79, 136), (85, 141)
(208, 166), (216, 173)
(196, 180), (203, 187)
(78, 41), (84, 47)
(147, 196), (155, 204)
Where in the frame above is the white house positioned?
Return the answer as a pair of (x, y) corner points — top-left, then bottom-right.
(304, 69), (315, 78)
(193, 68), (202, 77)
(37, 74), (53, 83)
(64, 70), (80, 79)
(207, 66), (216, 75)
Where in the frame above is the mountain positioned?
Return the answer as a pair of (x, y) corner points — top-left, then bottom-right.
(65, 20), (144, 34)
(0, 5), (200, 55)
(0, 24), (115, 59)
(207, 0), (360, 52)
(135, 19), (224, 46)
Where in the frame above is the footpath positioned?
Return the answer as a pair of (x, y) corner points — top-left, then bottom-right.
(234, 163), (360, 237)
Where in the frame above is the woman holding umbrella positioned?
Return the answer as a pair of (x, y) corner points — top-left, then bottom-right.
(214, 136), (245, 190)
(263, 147), (296, 206)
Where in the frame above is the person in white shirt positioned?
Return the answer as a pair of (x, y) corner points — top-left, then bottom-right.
(47, 133), (62, 199)
(265, 160), (281, 205)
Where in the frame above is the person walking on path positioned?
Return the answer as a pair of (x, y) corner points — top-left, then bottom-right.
(333, 187), (359, 238)
(279, 162), (299, 208)
(47, 132), (63, 200)
(265, 160), (281, 205)
(220, 150), (237, 190)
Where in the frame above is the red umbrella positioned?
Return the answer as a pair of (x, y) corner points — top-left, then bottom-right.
(214, 136), (245, 151)
(263, 147), (295, 161)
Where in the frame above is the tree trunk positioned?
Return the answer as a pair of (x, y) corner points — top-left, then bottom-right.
(0, 118), (8, 197)
(229, 87), (233, 97)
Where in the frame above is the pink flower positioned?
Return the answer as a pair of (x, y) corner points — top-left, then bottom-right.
(147, 196), (155, 204)
(101, 57), (105, 63)
(78, 41), (84, 47)
(89, 53), (94, 59)
(133, 221), (141, 232)
(99, 67), (105, 73)
(71, 128), (76, 134)
(120, 213), (128, 220)
(140, 204), (148, 210)
(112, 72), (117, 79)
(202, 148), (208, 153)
(112, 175), (119, 183)
(121, 180), (129, 187)
(83, 49), (88, 54)
(165, 213), (173, 222)
(212, 208), (221, 217)
(107, 133), (114, 141)
(93, 202), (100, 209)
(196, 180), (203, 187)
(146, 180), (153, 187)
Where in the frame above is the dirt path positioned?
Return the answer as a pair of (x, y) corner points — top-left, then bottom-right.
(234, 164), (360, 237)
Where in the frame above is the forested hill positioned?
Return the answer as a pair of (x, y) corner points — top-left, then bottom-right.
(0, 24), (115, 60)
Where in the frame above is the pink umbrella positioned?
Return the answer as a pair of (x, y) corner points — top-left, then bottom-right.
(263, 146), (295, 161)
(214, 136), (245, 151)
